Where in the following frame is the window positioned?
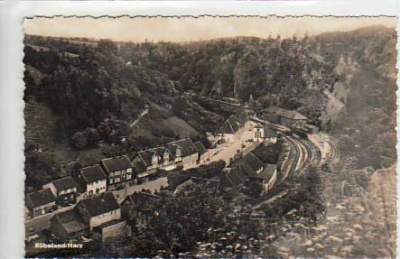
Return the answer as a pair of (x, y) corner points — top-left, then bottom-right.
(126, 174), (131, 180)
(115, 177), (121, 183)
(110, 178), (114, 184)
(110, 172), (114, 177)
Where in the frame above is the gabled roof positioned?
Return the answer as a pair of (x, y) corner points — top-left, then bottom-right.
(254, 123), (264, 128)
(219, 168), (246, 190)
(26, 189), (55, 209)
(51, 176), (78, 192)
(167, 138), (198, 157)
(80, 164), (107, 184)
(194, 141), (207, 155)
(77, 192), (120, 217)
(220, 109), (249, 134)
(264, 127), (278, 138)
(248, 164), (277, 181)
(220, 115), (240, 134)
(265, 107), (307, 120)
(240, 152), (264, 176)
(132, 156), (146, 174)
(123, 192), (161, 211)
(51, 210), (88, 234)
(138, 147), (171, 167)
(101, 155), (133, 173)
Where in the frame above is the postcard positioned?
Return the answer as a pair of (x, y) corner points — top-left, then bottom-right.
(1, 2), (398, 258)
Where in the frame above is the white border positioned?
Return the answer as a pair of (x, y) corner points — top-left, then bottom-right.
(0, 1), (398, 258)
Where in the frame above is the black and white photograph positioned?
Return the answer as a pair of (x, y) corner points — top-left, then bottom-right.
(19, 14), (397, 258)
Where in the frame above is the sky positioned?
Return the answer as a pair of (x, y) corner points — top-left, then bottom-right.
(24, 16), (397, 43)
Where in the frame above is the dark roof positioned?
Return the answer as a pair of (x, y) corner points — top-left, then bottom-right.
(254, 123), (264, 128)
(52, 176), (78, 192)
(77, 192), (120, 217)
(124, 191), (161, 206)
(51, 210), (88, 234)
(222, 186), (241, 200)
(138, 147), (171, 166)
(101, 155), (133, 173)
(219, 168), (246, 190)
(167, 138), (198, 157)
(240, 152), (264, 176)
(132, 156), (146, 173)
(194, 141), (207, 155)
(265, 107), (307, 120)
(248, 164), (277, 181)
(264, 127), (278, 138)
(80, 164), (107, 184)
(26, 189), (55, 209)
(220, 110), (249, 134)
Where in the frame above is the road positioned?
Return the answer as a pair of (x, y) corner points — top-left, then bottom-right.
(25, 177), (168, 235)
(25, 204), (75, 236)
(130, 107), (149, 127)
(205, 121), (259, 166)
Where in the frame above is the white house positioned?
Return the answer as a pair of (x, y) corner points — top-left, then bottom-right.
(75, 192), (121, 231)
(76, 164), (107, 198)
(167, 138), (199, 170)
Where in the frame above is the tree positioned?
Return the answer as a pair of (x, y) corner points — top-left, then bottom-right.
(70, 131), (87, 149)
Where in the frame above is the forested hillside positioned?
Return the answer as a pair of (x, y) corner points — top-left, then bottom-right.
(23, 25), (396, 191)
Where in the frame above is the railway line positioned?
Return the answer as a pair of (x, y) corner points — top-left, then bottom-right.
(251, 124), (326, 210)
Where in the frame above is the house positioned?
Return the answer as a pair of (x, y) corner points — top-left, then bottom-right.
(50, 210), (89, 240)
(75, 192), (121, 231)
(131, 156), (152, 183)
(218, 109), (249, 143)
(43, 176), (78, 206)
(264, 107), (308, 128)
(132, 147), (174, 182)
(25, 189), (57, 218)
(253, 123), (278, 144)
(219, 167), (247, 193)
(92, 220), (131, 245)
(264, 127), (278, 144)
(100, 155), (135, 191)
(259, 164), (278, 193)
(245, 164), (277, 194)
(166, 138), (199, 170)
(76, 164), (107, 198)
(194, 141), (208, 164)
(238, 152), (265, 176)
(238, 152), (277, 195)
(253, 123), (264, 142)
(121, 192), (161, 226)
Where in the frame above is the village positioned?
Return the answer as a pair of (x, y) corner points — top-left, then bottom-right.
(24, 104), (335, 255)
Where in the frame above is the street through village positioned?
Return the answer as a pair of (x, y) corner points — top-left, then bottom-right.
(25, 118), (339, 238)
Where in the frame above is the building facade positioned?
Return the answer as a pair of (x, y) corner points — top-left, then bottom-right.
(76, 164), (107, 198)
(25, 189), (57, 218)
(101, 155), (135, 191)
(43, 176), (78, 206)
(75, 192), (121, 231)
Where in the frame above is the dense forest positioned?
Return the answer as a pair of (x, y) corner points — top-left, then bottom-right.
(23, 25), (396, 191)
